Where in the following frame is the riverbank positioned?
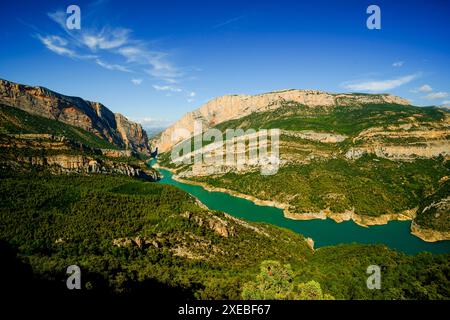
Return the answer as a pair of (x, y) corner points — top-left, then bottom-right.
(149, 161), (450, 245)
(167, 171), (449, 243)
(411, 221), (450, 242)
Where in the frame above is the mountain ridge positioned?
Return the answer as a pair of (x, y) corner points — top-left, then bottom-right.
(153, 89), (411, 152)
(0, 78), (149, 154)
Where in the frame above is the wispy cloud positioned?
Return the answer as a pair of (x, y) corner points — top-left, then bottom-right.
(82, 28), (130, 50)
(47, 10), (67, 31)
(392, 61), (404, 67)
(131, 78), (143, 85)
(95, 58), (132, 72)
(39, 8), (184, 83)
(342, 74), (418, 92)
(152, 84), (182, 92)
(213, 15), (245, 29)
(416, 84), (433, 93)
(186, 91), (196, 103)
(38, 35), (75, 57)
(424, 92), (449, 100)
(37, 35), (96, 59)
(117, 45), (183, 81)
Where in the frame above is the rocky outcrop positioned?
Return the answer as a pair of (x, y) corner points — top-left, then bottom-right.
(284, 208), (415, 227)
(345, 119), (450, 160)
(0, 133), (159, 180)
(5, 133), (134, 158)
(181, 211), (236, 238)
(13, 153), (157, 180)
(305, 237), (315, 250)
(345, 142), (450, 160)
(411, 221), (450, 242)
(114, 113), (149, 154)
(412, 180), (450, 241)
(100, 149), (132, 158)
(281, 130), (348, 143)
(154, 90), (409, 152)
(0, 78), (149, 153)
(113, 236), (161, 249)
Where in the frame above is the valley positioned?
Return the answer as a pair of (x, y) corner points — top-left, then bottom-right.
(156, 96), (450, 244)
(0, 78), (448, 300)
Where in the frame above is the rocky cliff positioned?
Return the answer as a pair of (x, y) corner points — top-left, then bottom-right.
(153, 90), (410, 152)
(0, 134), (158, 181)
(0, 79), (149, 153)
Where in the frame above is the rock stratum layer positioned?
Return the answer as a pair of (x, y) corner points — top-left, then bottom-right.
(0, 79), (149, 153)
(153, 89), (410, 152)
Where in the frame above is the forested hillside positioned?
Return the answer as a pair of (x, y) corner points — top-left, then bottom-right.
(1, 171), (448, 299)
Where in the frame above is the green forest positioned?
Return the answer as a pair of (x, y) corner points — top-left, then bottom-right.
(1, 170), (449, 299)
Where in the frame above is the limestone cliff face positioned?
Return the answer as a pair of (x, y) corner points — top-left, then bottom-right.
(15, 153), (158, 180)
(154, 90), (410, 152)
(114, 113), (149, 153)
(0, 79), (149, 153)
(0, 134), (159, 180)
(345, 119), (450, 160)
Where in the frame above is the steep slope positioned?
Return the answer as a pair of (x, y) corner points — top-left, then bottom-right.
(157, 95), (450, 241)
(0, 104), (158, 181)
(0, 103), (117, 149)
(0, 79), (149, 153)
(153, 90), (410, 152)
(412, 179), (450, 242)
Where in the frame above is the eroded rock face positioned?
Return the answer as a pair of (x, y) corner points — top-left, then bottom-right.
(0, 79), (149, 153)
(153, 90), (409, 152)
(345, 143), (450, 160)
(281, 130), (348, 143)
(181, 211), (236, 238)
(411, 221), (450, 242)
(14, 153), (157, 180)
(114, 113), (149, 154)
(0, 134), (160, 180)
(344, 119), (450, 160)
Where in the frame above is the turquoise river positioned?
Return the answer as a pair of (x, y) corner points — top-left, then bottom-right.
(151, 162), (450, 255)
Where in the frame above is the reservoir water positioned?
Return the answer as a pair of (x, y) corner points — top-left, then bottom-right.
(153, 163), (450, 255)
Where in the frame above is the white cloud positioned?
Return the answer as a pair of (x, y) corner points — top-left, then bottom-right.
(152, 85), (182, 92)
(38, 35), (73, 56)
(47, 10), (67, 31)
(118, 46), (183, 82)
(442, 100), (450, 105)
(424, 92), (449, 100)
(392, 61), (404, 67)
(131, 78), (143, 85)
(343, 74), (418, 92)
(95, 59), (132, 72)
(81, 28), (130, 51)
(37, 35), (96, 59)
(188, 91), (196, 97)
(213, 15), (245, 29)
(187, 98), (195, 103)
(41, 9), (185, 81)
(418, 84), (433, 93)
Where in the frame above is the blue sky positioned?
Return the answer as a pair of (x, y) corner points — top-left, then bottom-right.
(0, 0), (449, 127)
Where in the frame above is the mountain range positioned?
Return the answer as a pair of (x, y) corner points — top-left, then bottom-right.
(152, 89), (410, 152)
(156, 88), (450, 242)
(0, 79), (149, 154)
(0, 77), (449, 300)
